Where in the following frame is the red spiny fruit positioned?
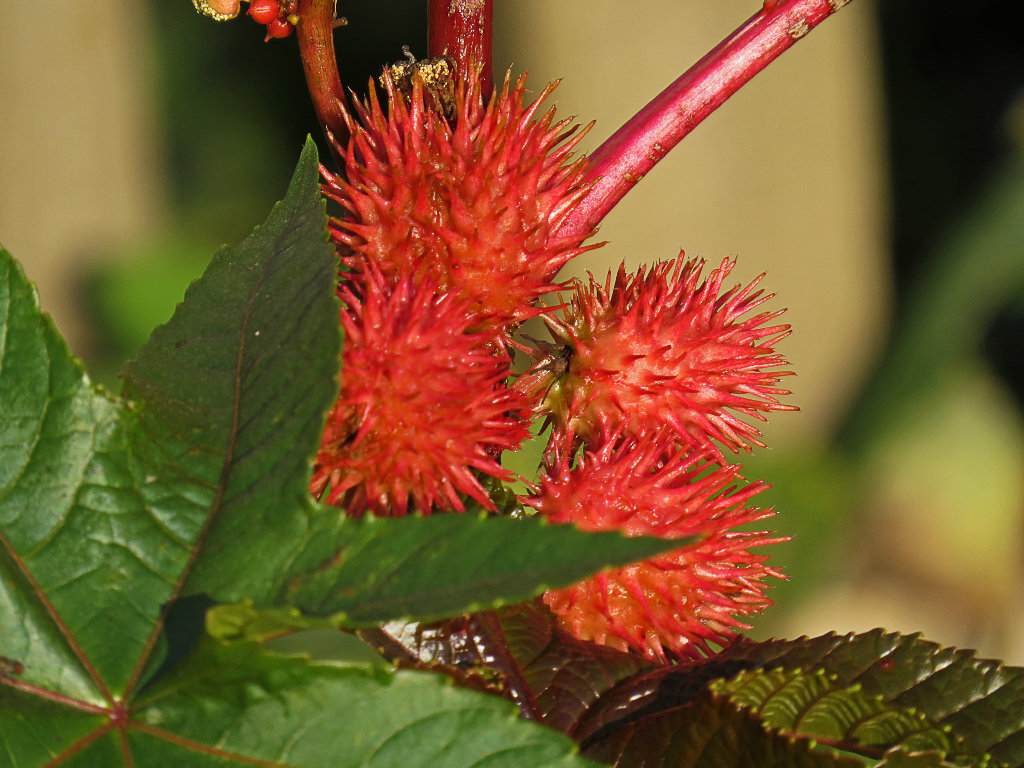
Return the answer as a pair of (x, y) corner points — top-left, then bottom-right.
(310, 266), (531, 516)
(518, 254), (795, 456)
(321, 67), (599, 331)
(527, 433), (785, 661)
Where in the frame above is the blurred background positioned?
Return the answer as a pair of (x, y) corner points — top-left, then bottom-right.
(2, 1), (1023, 662)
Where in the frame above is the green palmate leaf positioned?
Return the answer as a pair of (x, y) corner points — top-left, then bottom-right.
(282, 513), (688, 626)
(4, 633), (602, 767)
(127, 637), (603, 768)
(0, 138), (342, 763)
(0, 251), (119, 709)
(121, 138), (341, 605)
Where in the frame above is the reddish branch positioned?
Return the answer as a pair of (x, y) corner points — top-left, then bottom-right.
(295, 0), (348, 158)
(428, 0), (493, 97)
(558, 0), (856, 240)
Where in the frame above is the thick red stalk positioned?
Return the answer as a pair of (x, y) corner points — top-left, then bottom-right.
(296, 0), (348, 161)
(428, 0), (493, 97)
(558, 0), (855, 240)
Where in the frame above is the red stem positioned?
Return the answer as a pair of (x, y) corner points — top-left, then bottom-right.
(428, 0), (493, 97)
(295, 0), (348, 161)
(558, 0), (856, 240)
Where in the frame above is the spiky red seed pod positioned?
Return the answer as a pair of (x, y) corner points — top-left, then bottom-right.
(310, 266), (531, 516)
(321, 67), (599, 331)
(527, 433), (785, 661)
(518, 254), (795, 456)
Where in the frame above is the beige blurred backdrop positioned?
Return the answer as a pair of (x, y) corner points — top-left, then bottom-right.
(0, 3), (165, 357)
(4, 1), (1023, 662)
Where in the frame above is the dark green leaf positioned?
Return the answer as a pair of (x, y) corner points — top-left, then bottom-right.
(338, 603), (656, 733)
(710, 667), (967, 761)
(130, 636), (602, 768)
(495, 601), (656, 732)
(0, 140), (352, 764)
(0, 241), (160, 697)
(876, 751), (966, 768)
(205, 601), (338, 642)
(580, 688), (862, 768)
(719, 630), (1024, 766)
(122, 136), (340, 604)
(283, 513), (688, 625)
(547, 630), (1020, 767)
